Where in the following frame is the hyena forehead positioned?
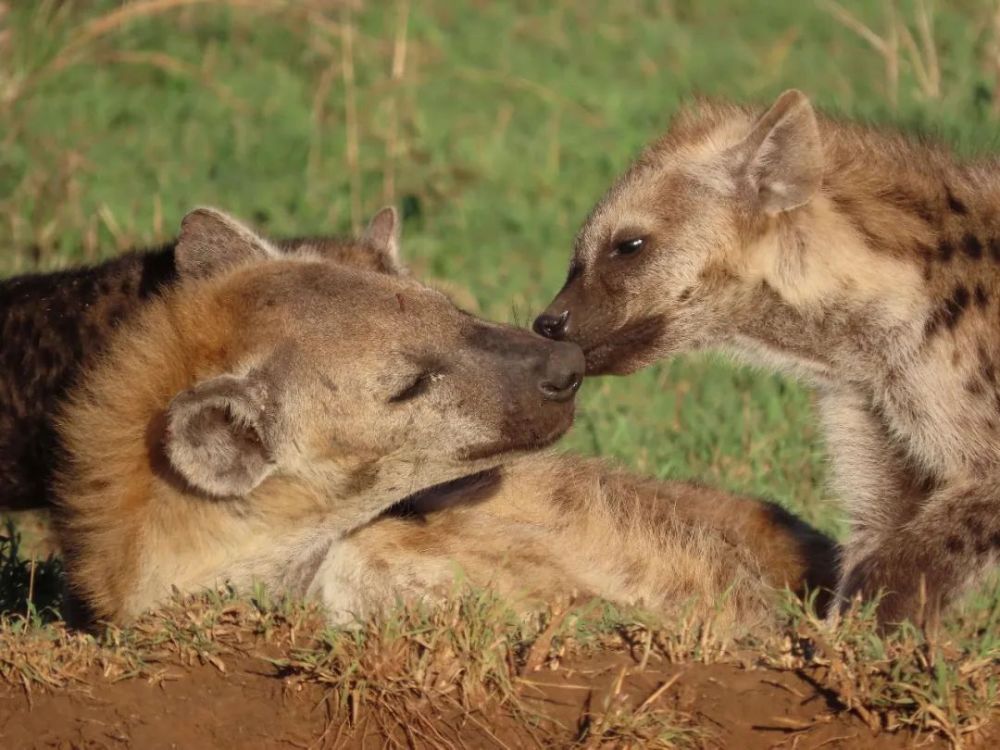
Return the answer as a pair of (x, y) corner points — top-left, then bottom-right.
(574, 104), (767, 260)
(576, 160), (735, 264)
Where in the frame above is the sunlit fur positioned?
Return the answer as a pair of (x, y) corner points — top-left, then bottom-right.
(55, 209), (834, 629)
(540, 89), (1000, 624)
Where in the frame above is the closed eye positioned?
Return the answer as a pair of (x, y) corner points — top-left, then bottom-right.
(388, 372), (435, 403)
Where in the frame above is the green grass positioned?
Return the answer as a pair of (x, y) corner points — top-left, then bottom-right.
(2, 0), (1000, 662)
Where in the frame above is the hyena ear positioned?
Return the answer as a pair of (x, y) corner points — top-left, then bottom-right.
(737, 89), (822, 215)
(175, 207), (279, 281)
(361, 206), (405, 274)
(164, 373), (277, 497)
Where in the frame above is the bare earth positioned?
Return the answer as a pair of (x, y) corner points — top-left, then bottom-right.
(1, 648), (982, 749)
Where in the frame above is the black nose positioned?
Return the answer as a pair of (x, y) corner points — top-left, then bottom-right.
(539, 342), (585, 402)
(533, 310), (570, 340)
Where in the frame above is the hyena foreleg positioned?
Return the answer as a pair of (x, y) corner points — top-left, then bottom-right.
(836, 479), (1000, 625)
(817, 388), (934, 619)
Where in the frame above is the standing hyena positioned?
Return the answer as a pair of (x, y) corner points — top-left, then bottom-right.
(0, 214), (402, 511)
(55, 207), (835, 628)
(534, 89), (1000, 625)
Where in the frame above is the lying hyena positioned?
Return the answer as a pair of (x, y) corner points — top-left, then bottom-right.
(55, 207), (835, 629)
(0, 214), (401, 511)
(534, 88), (1000, 624)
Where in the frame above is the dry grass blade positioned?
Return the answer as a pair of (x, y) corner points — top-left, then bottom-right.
(818, 0), (899, 108)
(341, 4), (362, 232)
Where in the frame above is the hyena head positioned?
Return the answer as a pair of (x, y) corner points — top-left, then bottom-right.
(162, 207), (584, 513)
(535, 90), (827, 375)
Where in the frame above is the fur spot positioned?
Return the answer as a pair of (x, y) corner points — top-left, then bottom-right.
(344, 461), (380, 495)
(942, 285), (970, 330)
(989, 238), (1000, 263)
(983, 360), (996, 385)
(946, 186), (968, 215)
(677, 286), (693, 303)
(965, 378), (985, 396)
(945, 535), (965, 554)
(937, 240), (954, 263)
(962, 234), (983, 260)
(974, 284), (989, 309)
(880, 187), (937, 224)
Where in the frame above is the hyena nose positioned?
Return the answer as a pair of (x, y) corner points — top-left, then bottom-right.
(533, 310), (570, 340)
(539, 342), (585, 402)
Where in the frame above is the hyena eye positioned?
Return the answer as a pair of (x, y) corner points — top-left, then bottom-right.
(388, 372), (438, 404)
(613, 237), (644, 256)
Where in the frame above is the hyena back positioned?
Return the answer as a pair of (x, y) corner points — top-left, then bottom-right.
(535, 89), (1000, 624)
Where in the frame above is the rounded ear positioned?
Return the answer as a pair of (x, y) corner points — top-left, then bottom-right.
(175, 207), (279, 281)
(164, 373), (277, 497)
(737, 89), (822, 215)
(361, 206), (405, 274)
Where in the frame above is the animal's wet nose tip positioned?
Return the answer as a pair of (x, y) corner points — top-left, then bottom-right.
(539, 342), (585, 402)
(533, 310), (570, 340)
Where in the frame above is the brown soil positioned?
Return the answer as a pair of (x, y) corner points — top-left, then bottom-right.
(2, 647), (984, 749)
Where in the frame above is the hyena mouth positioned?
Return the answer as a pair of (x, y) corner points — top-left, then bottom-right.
(583, 315), (670, 375)
(458, 409), (576, 461)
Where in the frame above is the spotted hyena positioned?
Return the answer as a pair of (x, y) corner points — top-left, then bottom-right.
(535, 89), (1000, 625)
(55, 207), (835, 628)
(0, 213), (402, 511)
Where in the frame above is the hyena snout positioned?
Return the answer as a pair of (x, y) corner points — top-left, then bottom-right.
(538, 341), (584, 402)
(533, 309), (570, 341)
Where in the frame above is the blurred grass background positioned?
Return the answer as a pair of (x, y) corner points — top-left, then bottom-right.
(2, 0), (1000, 546)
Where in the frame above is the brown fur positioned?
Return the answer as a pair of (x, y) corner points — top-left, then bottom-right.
(55, 208), (835, 629)
(536, 89), (1000, 624)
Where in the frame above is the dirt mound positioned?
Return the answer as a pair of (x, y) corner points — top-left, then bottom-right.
(1, 649), (977, 749)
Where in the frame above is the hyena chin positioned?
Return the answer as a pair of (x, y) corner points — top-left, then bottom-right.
(54, 207), (836, 629)
(535, 88), (1000, 625)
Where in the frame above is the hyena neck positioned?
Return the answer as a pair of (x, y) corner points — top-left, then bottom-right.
(721, 118), (1000, 390)
(724, 193), (927, 387)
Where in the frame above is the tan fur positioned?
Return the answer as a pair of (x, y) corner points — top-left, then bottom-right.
(55, 209), (834, 629)
(537, 89), (1000, 624)
(330, 455), (836, 633)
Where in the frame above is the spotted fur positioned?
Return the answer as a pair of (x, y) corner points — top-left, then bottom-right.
(55, 208), (834, 630)
(537, 89), (1000, 625)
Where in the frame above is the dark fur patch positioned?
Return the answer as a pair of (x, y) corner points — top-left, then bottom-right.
(974, 284), (989, 309)
(990, 238), (1000, 263)
(879, 186), (938, 225)
(962, 234), (983, 260)
(945, 186), (968, 215)
(945, 535), (966, 554)
(965, 378), (985, 396)
(0, 244), (177, 510)
(943, 285), (970, 330)
(937, 240), (954, 263)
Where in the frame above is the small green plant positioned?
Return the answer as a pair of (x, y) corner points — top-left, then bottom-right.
(0, 519), (63, 625)
(773, 590), (1000, 748)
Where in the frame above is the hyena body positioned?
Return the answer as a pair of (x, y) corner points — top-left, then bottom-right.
(536, 89), (1000, 624)
(0, 224), (401, 511)
(55, 208), (834, 628)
